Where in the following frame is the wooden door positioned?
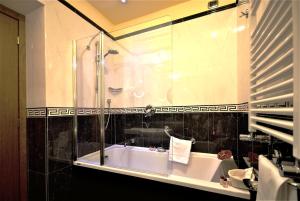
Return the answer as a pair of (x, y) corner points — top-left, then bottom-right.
(0, 11), (20, 201)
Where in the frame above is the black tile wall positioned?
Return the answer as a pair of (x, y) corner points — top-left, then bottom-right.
(77, 116), (100, 157)
(183, 113), (210, 152)
(27, 108), (296, 201)
(102, 111), (295, 168)
(209, 113), (238, 155)
(108, 113), (241, 154)
(27, 115), (73, 201)
(27, 117), (47, 173)
(48, 117), (73, 173)
(48, 166), (72, 201)
(47, 116), (73, 201)
(28, 170), (47, 201)
(107, 112), (296, 168)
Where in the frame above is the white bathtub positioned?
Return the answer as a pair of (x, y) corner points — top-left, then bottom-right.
(75, 145), (249, 199)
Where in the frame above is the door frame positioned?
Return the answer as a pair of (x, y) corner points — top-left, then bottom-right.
(0, 4), (27, 201)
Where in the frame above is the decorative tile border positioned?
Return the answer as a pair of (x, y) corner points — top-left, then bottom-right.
(106, 103), (249, 114)
(77, 108), (100, 116)
(156, 103), (248, 113)
(27, 103), (248, 117)
(27, 108), (47, 118)
(47, 107), (75, 117)
(237, 102), (249, 112)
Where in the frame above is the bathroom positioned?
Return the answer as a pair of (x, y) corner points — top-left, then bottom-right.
(0, 0), (299, 200)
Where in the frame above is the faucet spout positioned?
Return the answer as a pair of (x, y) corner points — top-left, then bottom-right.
(164, 126), (172, 137)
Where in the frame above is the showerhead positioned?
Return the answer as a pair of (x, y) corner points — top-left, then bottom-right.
(104, 49), (119, 58)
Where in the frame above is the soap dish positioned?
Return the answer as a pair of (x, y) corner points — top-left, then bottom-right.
(228, 169), (249, 190)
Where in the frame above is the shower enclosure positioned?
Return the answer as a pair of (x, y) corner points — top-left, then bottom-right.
(73, 17), (174, 173)
(71, 9), (252, 199)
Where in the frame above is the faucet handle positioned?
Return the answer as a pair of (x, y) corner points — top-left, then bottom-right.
(191, 137), (196, 145)
(164, 126), (172, 137)
(157, 147), (166, 152)
(273, 149), (282, 166)
(144, 105), (155, 117)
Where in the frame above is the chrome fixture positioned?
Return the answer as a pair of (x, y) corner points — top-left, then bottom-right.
(104, 49), (119, 58)
(237, 0), (249, 6)
(86, 33), (99, 50)
(123, 138), (135, 147)
(144, 105), (155, 118)
(164, 126), (172, 138)
(240, 9), (249, 18)
(98, 32), (105, 165)
(239, 133), (254, 141)
(239, 133), (270, 143)
(164, 126), (196, 144)
(105, 99), (111, 130)
(273, 149), (283, 166)
(157, 147), (166, 152)
(208, 0), (218, 9)
(108, 87), (123, 93)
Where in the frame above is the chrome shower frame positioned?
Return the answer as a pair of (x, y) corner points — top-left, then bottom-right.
(72, 40), (78, 160)
(72, 32), (106, 165)
(96, 32), (105, 165)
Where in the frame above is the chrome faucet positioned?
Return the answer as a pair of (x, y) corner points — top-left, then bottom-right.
(157, 147), (166, 152)
(123, 138), (135, 147)
(144, 105), (155, 118)
(164, 126), (196, 144)
(164, 126), (172, 137)
(273, 149), (282, 166)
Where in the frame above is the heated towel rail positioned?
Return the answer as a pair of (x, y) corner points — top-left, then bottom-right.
(249, 0), (300, 159)
(250, 0), (260, 16)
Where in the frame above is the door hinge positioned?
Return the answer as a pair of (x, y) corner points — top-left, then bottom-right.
(17, 36), (20, 45)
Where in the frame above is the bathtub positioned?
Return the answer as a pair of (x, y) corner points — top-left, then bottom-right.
(74, 145), (249, 199)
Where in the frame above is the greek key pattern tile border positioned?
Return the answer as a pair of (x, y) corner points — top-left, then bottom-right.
(27, 103), (248, 117)
(27, 108), (47, 118)
(47, 108), (75, 117)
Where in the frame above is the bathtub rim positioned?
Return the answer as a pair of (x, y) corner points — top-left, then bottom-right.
(104, 144), (227, 159)
(74, 145), (250, 200)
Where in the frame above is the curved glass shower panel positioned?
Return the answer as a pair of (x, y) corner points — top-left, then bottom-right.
(74, 33), (101, 165)
(103, 17), (174, 175)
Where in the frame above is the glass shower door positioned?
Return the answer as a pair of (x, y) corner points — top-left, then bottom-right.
(73, 32), (105, 166)
(102, 17), (174, 175)
(73, 17), (174, 174)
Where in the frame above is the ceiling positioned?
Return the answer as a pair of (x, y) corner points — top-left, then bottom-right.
(87, 0), (191, 25)
(0, 0), (42, 15)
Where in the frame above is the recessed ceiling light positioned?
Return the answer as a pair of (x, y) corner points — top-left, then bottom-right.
(120, 0), (127, 4)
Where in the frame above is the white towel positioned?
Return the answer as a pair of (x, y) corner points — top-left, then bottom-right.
(256, 155), (290, 201)
(169, 136), (192, 164)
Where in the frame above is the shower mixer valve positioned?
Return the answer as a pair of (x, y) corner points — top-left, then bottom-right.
(144, 105), (155, 118)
